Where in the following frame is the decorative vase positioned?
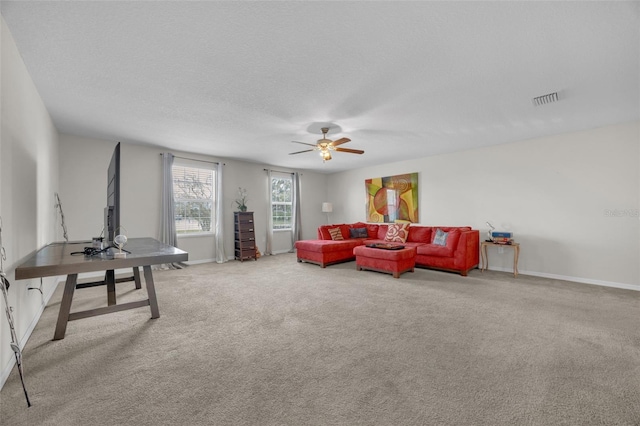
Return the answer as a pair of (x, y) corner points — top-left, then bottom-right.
(239, 205), (247, 212)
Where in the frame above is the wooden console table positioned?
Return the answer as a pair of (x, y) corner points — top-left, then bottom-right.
(480, 241), (520, 277)
(15, 238), (187, 340)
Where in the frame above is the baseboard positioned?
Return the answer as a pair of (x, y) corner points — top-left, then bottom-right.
(184, 258), (215, 265)
(185, 253), (293, 264)
(0, 277), (60, 389)
(272, 249), (293, 255)
(188, 253), (291, 264)
(485, 266), (640, 292)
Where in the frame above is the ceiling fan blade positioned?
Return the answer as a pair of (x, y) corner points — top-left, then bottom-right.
(289, 149), (315, 155)
(292, 141), (318, 147)
(331, 137), (351, 147)
(335, 147), (364, 154)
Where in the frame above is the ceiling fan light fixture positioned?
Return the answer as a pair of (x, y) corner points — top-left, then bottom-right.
(289, 125), (361, 162)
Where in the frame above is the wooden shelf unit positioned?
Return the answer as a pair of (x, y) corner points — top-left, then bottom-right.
(234, 211), (257, 261)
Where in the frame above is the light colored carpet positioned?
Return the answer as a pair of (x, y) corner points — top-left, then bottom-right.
(1, 253), (639, 425)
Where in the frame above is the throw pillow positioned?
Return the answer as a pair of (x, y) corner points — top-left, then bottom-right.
(384, 223), (409, 243)
(349, 227), (369, 238)
(328, 227), (344, 241)
(432, 228), (448, 246)
(366, 224), (379, 239)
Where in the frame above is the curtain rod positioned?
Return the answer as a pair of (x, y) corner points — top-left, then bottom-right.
(264, 168), (294, 174)
(160, 153), (221, 165)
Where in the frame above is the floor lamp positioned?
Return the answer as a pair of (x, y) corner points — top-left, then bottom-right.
(322, 202), (333, 224)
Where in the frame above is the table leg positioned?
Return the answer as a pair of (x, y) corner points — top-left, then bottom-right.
(54, 274), (78, 340)
(513, 245), (520, 278)
(106, 269), (116, 306)
(133, 267), (142, 289)
(481, 244), (488, 272)
(143, 265), (160, 319)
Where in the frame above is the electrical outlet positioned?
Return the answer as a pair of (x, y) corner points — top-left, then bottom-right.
(498, 247), (504, 254)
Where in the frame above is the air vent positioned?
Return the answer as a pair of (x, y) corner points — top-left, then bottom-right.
(532, 91), (559, 106)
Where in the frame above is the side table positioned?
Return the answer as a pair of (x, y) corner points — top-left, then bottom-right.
(480, 241), (520, 277)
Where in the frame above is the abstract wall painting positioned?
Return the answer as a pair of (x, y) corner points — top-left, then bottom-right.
(365, 173), (419, 223)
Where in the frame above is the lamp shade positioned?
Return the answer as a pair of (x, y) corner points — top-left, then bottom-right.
(322, 202), (333, 213)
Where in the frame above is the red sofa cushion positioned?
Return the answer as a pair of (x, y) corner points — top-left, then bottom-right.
(444, 228), (461, 250)
(319, 224), (361, 240)
(417, 228), (462, 257)
(339, 224), (351, 240)
(376, 224), (389, 240)
(318, 225), (333, 240)
(417, 244), (453, 257)
(435, 226), (471, 233)
(318, 224), (347, 240)
(407, 226), (432, 243)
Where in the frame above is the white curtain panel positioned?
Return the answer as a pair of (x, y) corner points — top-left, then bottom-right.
(290, 172), (301, 252)
(265, 169), (273, 255)
(215, 162), (227, 263)
(160, 153), (177, 248)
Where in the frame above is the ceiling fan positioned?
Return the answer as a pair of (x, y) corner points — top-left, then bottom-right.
(289, 127), (364, 162)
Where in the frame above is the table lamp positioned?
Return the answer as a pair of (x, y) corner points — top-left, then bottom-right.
(113, 226), (128, 258)
(485, 221), (495, 242)
(322, 202), (333, 224)
(113, 234), (128, 259)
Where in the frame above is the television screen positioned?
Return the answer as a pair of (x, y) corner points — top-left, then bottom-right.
(105, 142), (120, 245)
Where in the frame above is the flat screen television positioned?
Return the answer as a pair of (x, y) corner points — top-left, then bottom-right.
(104, 142), (120, 246)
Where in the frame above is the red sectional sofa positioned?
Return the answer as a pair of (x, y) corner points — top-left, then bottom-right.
(294, 222), (480, 276)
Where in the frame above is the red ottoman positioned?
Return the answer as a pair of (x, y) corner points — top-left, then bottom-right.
(353, 245), (416, 278)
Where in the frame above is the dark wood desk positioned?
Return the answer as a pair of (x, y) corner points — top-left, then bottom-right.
(15, 238), (188, 340)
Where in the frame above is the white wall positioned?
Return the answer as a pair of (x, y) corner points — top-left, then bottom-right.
(58, 135), (328, 262)
(1, 17), (60, 387)
(328, 121), (640, 289)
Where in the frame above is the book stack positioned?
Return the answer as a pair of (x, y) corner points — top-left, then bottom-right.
(491, 231), (513, 245)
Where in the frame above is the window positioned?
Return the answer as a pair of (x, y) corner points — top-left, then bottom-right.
(172, 163), (215, 235)
(271, 175), (292, 230)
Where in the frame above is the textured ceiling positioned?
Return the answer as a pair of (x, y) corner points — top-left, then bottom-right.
(2, 1), (638, 173)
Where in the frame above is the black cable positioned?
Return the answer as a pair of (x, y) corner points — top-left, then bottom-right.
(70, 247), (110, 256)
(70, 246), (132, 256)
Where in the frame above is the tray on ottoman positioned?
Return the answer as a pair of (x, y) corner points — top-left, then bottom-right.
(365, 243), (406, 250)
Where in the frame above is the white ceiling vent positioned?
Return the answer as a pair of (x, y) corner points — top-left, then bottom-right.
(532, 91), (559, 106)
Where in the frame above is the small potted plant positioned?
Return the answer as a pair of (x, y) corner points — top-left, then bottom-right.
(235, 187), (248, 212)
